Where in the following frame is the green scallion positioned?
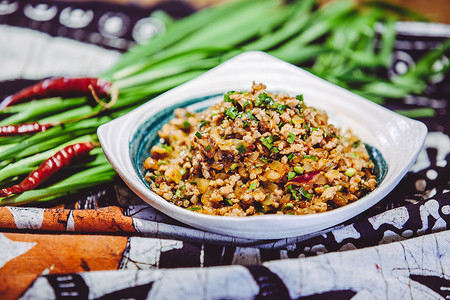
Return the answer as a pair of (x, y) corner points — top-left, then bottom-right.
(237, 143), (247, 154)
(224, 198), (234, 206)
(182, 121), (191, 129)
(287, 132), (296, 144)
(287, 153), (295, 161)
(296, 94), (304, 101)
(287, 171), (296, 180)
(276, 104), (288, 114)
(345, 167), (357, 177)
(294, 166), (304, 174)
(260, 136), (273, 150)
(224, 91), (236, 103)
(298, 187), (312, 199)
(225, 106), (239, 120)
(161, 144), (173, 152)
(303, 155), (318, 161)
(282, 203), (294, 211)
(188, 207), (201, 211)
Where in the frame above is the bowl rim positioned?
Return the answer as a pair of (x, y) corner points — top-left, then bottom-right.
(98, 51), (427, 239)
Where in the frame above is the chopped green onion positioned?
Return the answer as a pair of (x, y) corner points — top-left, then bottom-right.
(182, 121), (191, 129)
(298, 187), (312, 199)
(157, 160), (167, 165)
(294, 166), (304, 174)
(237, 143), (247, 154)
(303, 155), (318, 161)
(175, 189), (183, 198)
(199, 120), (208, 129)
(290, 189), (298, 199)
(260, 136), (274, 150)
(195, 131), (202, 138)
(323, 184), (330, 189)
(282, 203), (294, 211)
(255, 92), (274, 108)
(345, 168), (357, 177)
(225, 107), (239, 120)
(296, 94), (304, 101)
(243, 100), (250, 109)
(276, 104), (288, 114)
(287, 171), (296, 180)
(287, 153), (294, 161)
(224, 198), (234, 206)
(353, 140), (361, 148)
(287, 132), (296, 144)
(205, 144), (211, 151)
(249, 182), (257, 190)
(161, 144), (173, 152)
(188, 207), (201, 211)
(303, 123), (310, 131)
(259, 157), (268, 163)
(224, 91), (236, 103)
(272, 147), (279, 153)
(180, 168), (186, 176)
(230, 163), (238, 170)
(268, 99), (279, 109)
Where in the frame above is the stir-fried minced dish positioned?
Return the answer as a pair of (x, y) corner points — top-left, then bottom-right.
(143, 83), (377, 216)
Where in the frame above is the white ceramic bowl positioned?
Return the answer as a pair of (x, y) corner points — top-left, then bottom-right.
(98, 51), (427, 239)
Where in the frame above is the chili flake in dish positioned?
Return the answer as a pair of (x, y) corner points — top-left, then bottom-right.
(143, 83), (377, 216)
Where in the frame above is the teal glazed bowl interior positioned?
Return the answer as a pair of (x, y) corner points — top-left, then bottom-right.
(98, 51), (427, 239)
(131, 94), (388, 192)
(131, 94), (222, 188)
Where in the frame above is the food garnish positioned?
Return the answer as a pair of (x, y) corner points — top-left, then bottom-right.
(144, 83), (378, 216)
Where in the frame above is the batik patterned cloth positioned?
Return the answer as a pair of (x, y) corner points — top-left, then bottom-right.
(0, 1), (449, 299)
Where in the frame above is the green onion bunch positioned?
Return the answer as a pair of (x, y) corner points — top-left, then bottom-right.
(0, 0), (448, 205)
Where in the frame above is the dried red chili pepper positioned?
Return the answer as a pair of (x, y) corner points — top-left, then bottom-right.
(0, 122), (53, 136)
(0, 142), (95, 197)
(288, 170), (320, 185)
(0, 77), (117, 110)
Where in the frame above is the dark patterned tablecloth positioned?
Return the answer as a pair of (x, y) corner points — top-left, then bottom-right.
(0, 1), (449, 299)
